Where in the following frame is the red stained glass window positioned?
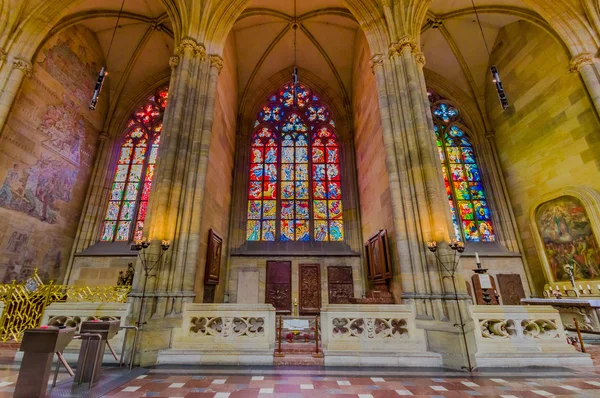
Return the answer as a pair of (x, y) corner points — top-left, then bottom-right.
(429, 90), (495, 242)
(101, 87), (168, 242)
(246, 83), (344, 242)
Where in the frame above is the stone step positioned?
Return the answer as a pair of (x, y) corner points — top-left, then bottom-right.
(274, 353), (324, 367)
(278, 342), (320, 354)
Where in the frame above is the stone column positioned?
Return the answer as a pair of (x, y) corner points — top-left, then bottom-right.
(371, 35), (476, 369)
(570, 53), (600, 117)
(0, 58), (31, 136)
(128, 37), (224, 366)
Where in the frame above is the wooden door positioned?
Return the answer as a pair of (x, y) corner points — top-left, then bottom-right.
(266, 261), (292, 313)
(497, 274), (526, 305)
(327, 266), (354, 304)
(299, 264), (321, 315)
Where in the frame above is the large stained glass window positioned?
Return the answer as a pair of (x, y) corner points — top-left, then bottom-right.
(246, 83), (344, 242)
(101, 87), (168, 242)
(428, 90), (495, 242)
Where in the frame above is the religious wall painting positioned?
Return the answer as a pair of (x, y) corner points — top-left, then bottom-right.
(39, 96), (88, 166)
(38, 30), (100, 105)
(0, 155), (77, 223)
(0, 25), (106, 282)
(536, 195), (600, 281)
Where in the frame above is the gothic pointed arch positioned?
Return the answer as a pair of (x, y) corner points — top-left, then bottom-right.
(246, 83), (344, 243)
(428, 90), (496, 243)
(100, 86), (168, 242)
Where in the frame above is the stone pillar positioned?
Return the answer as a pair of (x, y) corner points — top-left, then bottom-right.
(128, 37), (224, 366)
(371, 36), (476, 369)
(570, 53), (600, 117)
(0, 58), (31, 136)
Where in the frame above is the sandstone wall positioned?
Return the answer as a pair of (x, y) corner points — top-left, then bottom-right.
(194, 34), (238, 302)
(0, 26), (107, 283)
(486, 21), (600, 292)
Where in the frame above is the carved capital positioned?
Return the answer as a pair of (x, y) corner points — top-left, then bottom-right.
(414, 52), (426, 67)
(176, 37), (198, 55)
(569, 52), (594, 73)
(0, 48), (7, 62)
(169, 55), (180, 69)
(485, 130), (496, 140)
(388, 35), (417, 58)
(209, 55), (224, 73)
(98, 131), (109, 142)
(195, 44), (207, 61)
(12, 58), (32, 76)
(369, 54), (385, 74)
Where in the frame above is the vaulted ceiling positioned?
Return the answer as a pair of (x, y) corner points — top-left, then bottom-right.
(231, 0), (359, 112)
(40, 0), (563, 126)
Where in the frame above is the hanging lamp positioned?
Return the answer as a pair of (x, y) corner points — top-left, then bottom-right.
(292, 0), (299, 104)
(90, 0), (126, 110)
(471, 0), (509, 110)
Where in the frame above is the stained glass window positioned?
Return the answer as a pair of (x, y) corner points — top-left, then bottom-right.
(428, 90), (495, 243)
(101, 87), (168, 242)
(246, 83), (344, 242)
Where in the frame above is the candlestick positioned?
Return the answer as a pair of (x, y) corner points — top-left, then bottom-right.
(475, 252), (481, 268)
(587, 284), (591, 290)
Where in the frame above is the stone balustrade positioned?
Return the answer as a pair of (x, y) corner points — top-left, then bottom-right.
(470, 305), (593, 367)
(159, 303), (276, 365)
(320, 304), (442, 367)
(11, 301), (131, 364)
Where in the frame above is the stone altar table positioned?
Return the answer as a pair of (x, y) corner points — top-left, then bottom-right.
(521, 298), (600, 333)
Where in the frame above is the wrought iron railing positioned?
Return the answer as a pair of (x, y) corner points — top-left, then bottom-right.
(0, 269), (130, 342)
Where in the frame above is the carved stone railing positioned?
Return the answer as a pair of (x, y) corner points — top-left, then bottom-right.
(470, 305), (593, 367)
(11, 302), (130, 364)
(320, 304), (442, 367)
(160, 304), (276, 365)
(189, 316), (265, 338)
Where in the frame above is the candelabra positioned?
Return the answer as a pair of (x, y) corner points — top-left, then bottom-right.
(427, 239), (473, 372)
(132, 237), (171, 329)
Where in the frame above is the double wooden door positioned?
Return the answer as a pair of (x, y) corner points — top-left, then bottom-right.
(265, 261), (321, 315)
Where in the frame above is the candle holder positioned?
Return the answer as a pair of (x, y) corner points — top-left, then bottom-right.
(427, 239), (473, 372)
(133, 237), (171, 329)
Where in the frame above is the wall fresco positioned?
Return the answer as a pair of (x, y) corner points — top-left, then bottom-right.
(536, 195), (600, 281)
(0, 25), (107, 282)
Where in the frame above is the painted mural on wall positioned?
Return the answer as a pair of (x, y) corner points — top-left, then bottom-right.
(0, 25), (106, 282)
(536, 195), (600, 281)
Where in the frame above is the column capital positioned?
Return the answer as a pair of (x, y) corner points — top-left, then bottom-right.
(388, 35), (417, 58)
(569, 52), (594, 73)
(0, 48), (7, 62)
(195, 44), (207, 61)
(98, 131), (109, 142)
(169, 55), (180, 69)
(209, 55), (224, 73)
(414, 52), (426, 67)
(176, 37), (198, 55)
(12, 58), (33, 76)
(369, 54), (385, 74)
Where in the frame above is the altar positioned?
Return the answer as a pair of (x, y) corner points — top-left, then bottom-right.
(521, 298), (600, 334)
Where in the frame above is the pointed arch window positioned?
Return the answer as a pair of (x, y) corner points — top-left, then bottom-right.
(100, 87), (168, 242)
(428, 90), (495, 242)
(247, 83), (344, 242)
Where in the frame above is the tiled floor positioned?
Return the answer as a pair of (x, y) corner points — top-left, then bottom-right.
(101, 373), (600, 398)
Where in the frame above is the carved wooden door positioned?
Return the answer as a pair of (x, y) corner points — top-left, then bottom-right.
(497, 274), (526, 305)
(327, 266), (354, 304)
(299, 264), (321, 315)
(266, 261), (292, 313)
(471, 274), (499, 305)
